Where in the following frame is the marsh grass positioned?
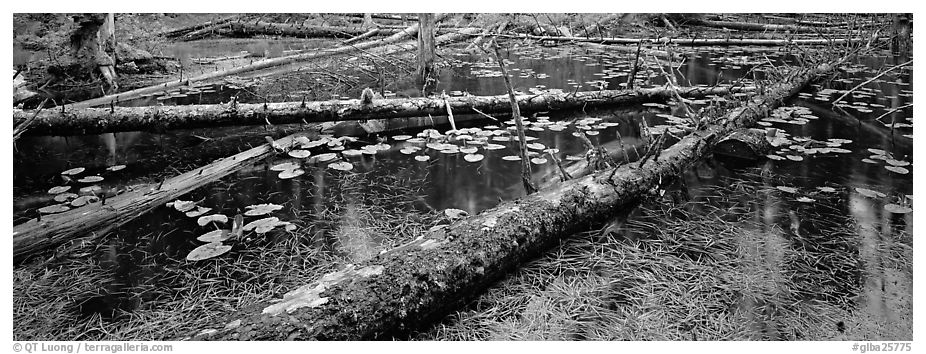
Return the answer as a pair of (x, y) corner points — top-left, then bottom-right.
(419, 177), (913, 341)
(13, 171), (440, 341)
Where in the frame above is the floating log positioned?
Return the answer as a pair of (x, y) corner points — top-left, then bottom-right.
(16, 85), (754, 136)
(12, 132), (313, 261)
(683, 18), (839, 33)
(62, 16), (450, 110)
(214, 22), (402, 39)
(495, 32), (886, 47)
(186, 60), (842, 340)
(157, 15), (240, 38)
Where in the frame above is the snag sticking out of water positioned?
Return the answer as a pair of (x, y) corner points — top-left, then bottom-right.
(244, 203), (283, 216)
(186, 242), (233, 261)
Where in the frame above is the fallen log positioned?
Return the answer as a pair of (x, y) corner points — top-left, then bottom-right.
(157, 15), (239, 38)
(11, 131), (317, 261)
(186, 59), (843, 340)
(494, 32), (887, 47)
(214, 22), (402, 40)
(683, 18), (839, 33)
(63, 15), (447, 110)
(713, 128), (774, 160)
(17, 85), (754, 136)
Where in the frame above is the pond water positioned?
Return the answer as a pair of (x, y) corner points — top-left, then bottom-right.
(12, 39), (912, 336)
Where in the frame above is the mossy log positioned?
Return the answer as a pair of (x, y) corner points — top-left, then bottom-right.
(15, 85), (753, 136)
(683, 18), (841, 33)
(157, 15), (240, 38)
(214, 22), (403, 39)
(498, 33), (885, 47)
(187, 60), (841, 340)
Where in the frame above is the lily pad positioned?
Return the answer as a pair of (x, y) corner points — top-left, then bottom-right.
(106, 165), (127, 172)
(885, 166), (910, 174)
(78, 176), (104, 183)
(855, 187), (886, 199)
(197, 229), (232, 243)
(530, 157), (548, 165)
(270, 161), (300, 171)
(198, 214), (229, 226)
(785, 155), (804, 161)
(460, 147), (479, 154)
(414, 155), (431, 162)
(287, 149), (312, 159)
(243, 217), (284, 234)
(54, 192), (78, 203)
(861, 158), (878, 164)
(526, 143), (546, 150)
(885, 159), (911, 167)
(816, 187), (837, 193)
(39, 204), (70, 214)
(61, 167), (86, 176)
(796, 197), (815, 203)
(884, 204), (913, 214)
(502, 155), (521, 161)
(329, 161), (354, 171)
(244, 203), (284, 216)
(185, 206), (212, 218)
(173, 200), (197, 212)
(186, 242), (233, 261)
(464, 154), (485, 163)
(392, 135), (413, 141)
(70, 195), (99, 207)
(278, 169), (305, 179)
(314, 153), (338, 162)
(48, 186), (71, 194)
(767, 154), (785, 161)
(79, 185), (102, 194)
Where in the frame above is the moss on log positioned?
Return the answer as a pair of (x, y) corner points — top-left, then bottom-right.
(187, 60), (841, 340)
(15, 85), (753, 136)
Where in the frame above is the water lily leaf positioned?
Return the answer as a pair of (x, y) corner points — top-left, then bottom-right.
(79, 185), (102, 194)
(48, 186), (71, 194)
(243, 216), (281, 232)
(70, 195), (100, 207)
(392, 135), (413, 141)
(329, 161), (353, 171)
(530, 157), (548, 165)
(414, 155), (431, 162)
(106, 165), (126, 172)
(816, 187), (837, 193)
(198, 214), (229, 226)
(314, 153), (338, 162)
(527, 143), (546, 150)
(502, 155), (521, 161)
(186, 242), (233, 261)
(861, 158), (878, 164)
(61, 167), (85, 176)
(460, 147), (479, 154)
(287, 149), (312, 159)
(776, 186), (798, 194)
(270, 161), (299, 171)
(464, 154), (485, 163)
(399, 147), (420, 155)
(785, 155), (804, 161)
(278, 169), (305, 179)
(284, 223), (298, 232)
(54, 192), (78, 202)
(586, 131), (600, 136)
(444, 208), (468, 219)
(766, 154), (784, 161)
(197, 229), (232, 243)
(485, 143), (506, 150)
(885, 159), (911, 167)
(244, 203), (284, 216)
(855, 187), (886, 198)
(885, 166), (910, 174)
(78, 176), (105, 183)
(796, 197), (815, 203)
(173, 200), (197, 212)
(39, 204), (70, 214)
(186, 206), (212, 218)
(884, 204), (913, 214)
(867, 148), (887, 155)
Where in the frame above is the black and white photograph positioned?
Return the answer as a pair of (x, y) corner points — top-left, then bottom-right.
(9, 6), (916, 347)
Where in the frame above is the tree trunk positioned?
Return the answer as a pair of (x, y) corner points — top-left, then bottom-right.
(63, 15), (452, 110)
(417, 13), (436, 94)
(17, 85), (754, 136)
(188, 60), (842, 341)
(685, 18), (839, 33)
(70, 13), (118, 93)
(498, 33), (885, 46)
(157, 15), (239, 38)
(210, 22), (400, 40)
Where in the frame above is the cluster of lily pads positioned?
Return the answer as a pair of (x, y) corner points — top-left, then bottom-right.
(773, 184), (913, 214)
(38, 164), (127, 215)
(765, 131), (853, 162)
(862, 148), (911, 175)
(164, 199), (297, 261)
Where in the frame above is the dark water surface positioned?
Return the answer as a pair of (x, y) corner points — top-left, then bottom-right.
(12, 41), (912, 333)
